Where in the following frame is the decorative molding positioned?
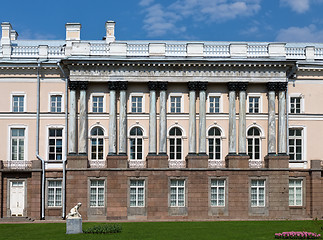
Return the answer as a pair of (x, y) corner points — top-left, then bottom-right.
(118, 81), (128, 91)
(148, 81), (159, 91)
(158, 81), (168, 91)
(227, 82), (239, 91)
(266, 82), (277, 92)
(238, 82), (248, 91)
(277, 82), (287, 92)
(197, 81), (208, 91)
(187, 81), (199, 91)
(79, 81), (88, 90)
(108, 81), (118, 90)
(68, 81), (78, 90)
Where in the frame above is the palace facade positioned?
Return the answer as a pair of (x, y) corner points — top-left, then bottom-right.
(1, 21), (323, 220)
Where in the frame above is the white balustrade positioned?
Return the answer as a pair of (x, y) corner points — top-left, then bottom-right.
(90, 43), (109, 55)
(248, 160), (263, 168)
(12, 46), (39, 56)
(3, 160), (32, 169)
(247, 44), (269, 57)
(168, 160), (186, 168)
(127, 44), (149, 56)
(128, 160), (146, 168)
(286, 47), (306, 59)
(89, 160), (106, 168)
(314, 48), (323, 59)
(165, 44), (187, 56)
(204, 44), (230, 57)
(48, 46), (65, 57)
(208, 160), (225, 168)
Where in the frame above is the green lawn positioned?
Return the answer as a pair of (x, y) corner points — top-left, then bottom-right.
(0, 220), (322, 240)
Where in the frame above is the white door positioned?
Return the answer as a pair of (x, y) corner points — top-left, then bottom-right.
(10, 181), (25, 216)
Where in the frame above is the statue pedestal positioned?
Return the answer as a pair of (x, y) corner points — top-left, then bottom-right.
(66, 218), (82, 234)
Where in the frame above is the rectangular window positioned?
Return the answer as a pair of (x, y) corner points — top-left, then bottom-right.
(290, 97), (301, 114)
(48, 180), (62, 207)
(90, 180), (105, 207)
(251, 180), (265, 207)
(249, 97), (260, 113)
(11, 128), (25, 161)
(170, 179), (185, 207)
(130, 180), (145, 207)
(209, 96), (220, 113)
(48, 128), (63, 160)
(50, 95), (62, 112)
(92, 96), (104, 113)
(12, 95), (24, 112)
(289, 129), (302, 161)
(170, 96), (181, 113)
(289, 179), (302, 206)
(210, 179), (225, 206)
(131, 96), (143, 113)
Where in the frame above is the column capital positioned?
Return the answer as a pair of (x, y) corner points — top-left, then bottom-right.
(267, 82), (277, 92)
(197, 81), (208, 91)
(79, 81), (88, 90)
(227, 82), (239, 91)
(68, 81), (78, 90)
(238, 82), (248, 91)
(187, 81), (199, 91)
(108, 81), (118, 90)
(118, 81), (128, 91)
(158, 81), (168, 91)
(277, 82), (287, 92)
(148, 81), (159, 91)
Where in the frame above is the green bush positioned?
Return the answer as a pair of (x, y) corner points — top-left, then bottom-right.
(83, 223), (122, 234)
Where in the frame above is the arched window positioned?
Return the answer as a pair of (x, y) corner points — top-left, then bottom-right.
(247, 127), (261, 160)
(90, 127), (104, 160)
(169, 127), (182, 160)
(208, 127), (222, 160)
(129, 127), (143, 160)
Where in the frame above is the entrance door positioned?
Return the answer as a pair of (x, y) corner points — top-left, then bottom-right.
(10, 181), (25, 216)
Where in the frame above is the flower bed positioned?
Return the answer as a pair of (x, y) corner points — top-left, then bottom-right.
(275, 232), (321, 239)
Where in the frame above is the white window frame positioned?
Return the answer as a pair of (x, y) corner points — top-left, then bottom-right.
(89, 179), (105, 208)
(129, 179), (145, 207)
(169, 179), (186, 207)
(48, 93), (64, 112)
(250, 179), (266, 207)
(247, 94), (262, 113)
(247, 127), (262, 161)
(210, 179), (226, 207)
(8, 125), (28, 162)
(45, 125), (65, 161)
(90, 93), (105, 113)
(207, 126), (223, 161)
(168, 126), (184, 161)
(11, 92), (26, 112)
(289, 93), (304, 114)
(288, 126), (306, 162)
(168, 93), (184, 113)
(289, 179), (303, 206)
(129, 126), (144, 161)
(47, 179), (62, 207)
(207, 93), (222, 113)
(129, 93), (145, 113)
(89, 126), (105, 161)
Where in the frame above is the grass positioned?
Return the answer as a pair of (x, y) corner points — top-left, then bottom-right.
(0, 220), (322, 240)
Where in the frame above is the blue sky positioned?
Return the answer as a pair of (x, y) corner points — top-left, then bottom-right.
(1, 0), (323, 42)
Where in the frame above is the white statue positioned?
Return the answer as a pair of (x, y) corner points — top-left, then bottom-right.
(66, 202), (82, 219)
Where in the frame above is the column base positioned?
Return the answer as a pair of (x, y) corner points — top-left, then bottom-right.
(146, 155), (168, 168)
(67, 155), (88, 169)
(186, 154), (209, 168)
(107, 155), (128, 168)
(264, 154), (289, 168)
(225, 154), (249, 168)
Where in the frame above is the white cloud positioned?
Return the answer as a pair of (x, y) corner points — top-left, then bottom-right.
(139, 0), (261, 37)
(280, 0), (310, 13)
(276, 24), (323, 42)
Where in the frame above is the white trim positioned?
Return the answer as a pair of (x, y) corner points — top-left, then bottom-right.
(207, 93), (223, 113)
(247, 93), (262, 113)
(167, 124), (187, 138)
(127, 123), (147, 137)
(168, 93), (184, 113)
(246, 123), (265, 138)
(88, 124), (107, 161)
(90, 93), (106, 113)
(10, 92), (27, 112)
(207, 125), (225, 161)
(129, 179), (146, 207)
(48, 92), (64, 112)
(128, 125), (145, 161)
(246, 125), (263, 161)
(289, 93), (305, 114)
(45, 124), (65, 162)
(129, 92), (145, 113)
(289, 125), (307, 163)
(7, 124), (28, 162)
(288, 178), (304, 206)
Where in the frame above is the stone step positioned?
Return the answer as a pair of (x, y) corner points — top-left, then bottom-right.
(0, 216), (35, 222)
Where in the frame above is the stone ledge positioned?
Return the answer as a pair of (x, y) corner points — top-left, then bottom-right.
(225, 155), (250, 168)
(67, 155), (88, 169)
(146, 155), (168, 168)
(186, 155), (209, 168)
(264, 155), (289, 169)
(107, 155), (128, 168)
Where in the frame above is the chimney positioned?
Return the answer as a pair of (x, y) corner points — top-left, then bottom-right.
(65, 23), (81, 41)
(1, 22), (12, 45)
(105, 21), (115, 43)
(10, 30), (18, 41)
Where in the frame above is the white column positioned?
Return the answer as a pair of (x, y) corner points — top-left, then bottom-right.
(267, 82), (277, 155)
(159, 82), (167, 155)
(228, 82), (238, 154)
(148, 82), (158, 155)
(118, 81), (128, 155)
(199, 82), (207, 154)
(78, 81), (88, 155)
(188, 82), (197, 154)
(68, 81), (78, 154)
(108, 82), (118, 155)
(278, 82), (287, 154)
(238, 83), (247, 154)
